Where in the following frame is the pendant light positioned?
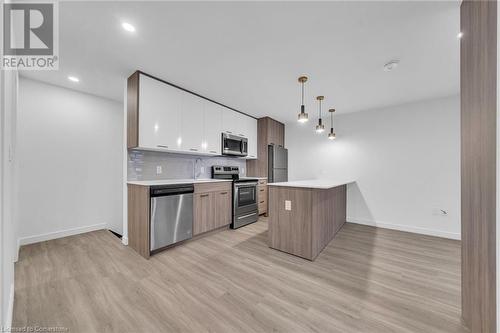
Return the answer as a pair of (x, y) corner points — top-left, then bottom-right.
(328, 108), (336, 140)
(315, 96), (325, 133)
(297, 76), (309, 123)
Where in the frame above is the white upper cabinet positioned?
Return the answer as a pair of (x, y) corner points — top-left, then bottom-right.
(204, 103), (222, 155)
(179, 90), (204, 153)
(246, 117), (257, 159)
(217, 103), (258, 159)
(221, 107), (239, 135)
(135, 73), (257, 158)
(139, 74), (181, 151)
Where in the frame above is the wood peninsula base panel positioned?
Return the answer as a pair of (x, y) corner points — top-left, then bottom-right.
(268, 185), (346, 260)
(127, 184), (151, 258)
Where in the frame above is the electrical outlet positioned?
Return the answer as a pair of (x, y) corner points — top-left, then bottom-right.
(432, 207), (448, 216)
(439, 209), (448, 216)
(156, 165), (162, 174)
(241, 167), (245, 174)
(285, 200), (292, 211)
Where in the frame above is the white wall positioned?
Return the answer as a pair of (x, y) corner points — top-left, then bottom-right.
(286, 95), (460, 239)
(16, 78), (124, 245)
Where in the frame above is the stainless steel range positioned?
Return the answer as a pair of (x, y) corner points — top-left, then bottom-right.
(212, 166), (259, 229)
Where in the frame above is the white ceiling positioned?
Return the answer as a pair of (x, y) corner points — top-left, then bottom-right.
(21, 1), (460, 123)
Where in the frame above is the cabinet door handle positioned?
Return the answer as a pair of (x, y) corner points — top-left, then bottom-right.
(190, 148), (198, 151)
(157, 145), (169, 148)
(209, 151), (217, 154)
(259, 189), (264, 192)
(226, 131), (232, 134)
(200, 194), (209, 197)
(220, 192), (228, 195)
(260, 201), (264, 204)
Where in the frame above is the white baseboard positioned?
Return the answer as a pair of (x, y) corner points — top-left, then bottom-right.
(6, 282), (14, 329)
(18, 223), (107, 246)
(347, 217), (461, 240)
(122, 236), (128, 246)
(14, 239), (19, 263)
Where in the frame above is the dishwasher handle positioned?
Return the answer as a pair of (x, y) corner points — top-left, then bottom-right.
(150, 184), (194, 197)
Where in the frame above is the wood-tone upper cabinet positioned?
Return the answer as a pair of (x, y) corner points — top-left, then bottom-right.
(138, 75), (182, 151)
(215, 190), (231, 228)
(268, 118), (284, 147)
(276, 121), (284, 147)
(180, 90), (204, 153)
(204, 102), (223, 155)
(193, 192), (215, 235)
(246, 117), (285, 178)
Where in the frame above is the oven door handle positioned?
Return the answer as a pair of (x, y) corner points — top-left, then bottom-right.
(235, 182), (258, 187)
(237, 212), (257, 220)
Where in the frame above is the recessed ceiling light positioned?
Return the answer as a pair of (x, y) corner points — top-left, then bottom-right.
(122, 22), (136, 32)
(68, 76), (79, 83)
(383, 60), (399, 72)
(457, 32), (464, 39)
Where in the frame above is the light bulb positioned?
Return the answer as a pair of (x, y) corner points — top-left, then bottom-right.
(298, 112), (309, 123)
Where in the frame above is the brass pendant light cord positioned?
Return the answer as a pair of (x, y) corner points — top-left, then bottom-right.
(301, 81), (304, 105)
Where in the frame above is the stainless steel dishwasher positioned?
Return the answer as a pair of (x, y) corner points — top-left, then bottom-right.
(150, 184), (194, 252)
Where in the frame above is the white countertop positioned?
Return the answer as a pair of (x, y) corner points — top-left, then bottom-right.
(127, 179), (233, 186)
(267, 179), (355, 189)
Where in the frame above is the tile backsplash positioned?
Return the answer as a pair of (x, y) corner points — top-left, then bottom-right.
(128, 150), (247, 181)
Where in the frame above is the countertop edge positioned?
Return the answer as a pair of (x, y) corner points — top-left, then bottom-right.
(127, 179), (234, 186)
(267, 180), (355, 189)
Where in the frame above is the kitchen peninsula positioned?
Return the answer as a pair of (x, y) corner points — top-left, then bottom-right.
(267, 180), (353, 260)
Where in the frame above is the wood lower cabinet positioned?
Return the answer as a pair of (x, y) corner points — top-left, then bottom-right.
(257, 179), (268, 215)
(127, 184), (151, 259)
(194, 182), (232, 235)
(215, 190), (232, 228)
(193, 192), (215, 235)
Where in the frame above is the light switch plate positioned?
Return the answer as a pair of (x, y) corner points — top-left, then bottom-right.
(285, 200), (292, 211)
(156, 165), (162, 174)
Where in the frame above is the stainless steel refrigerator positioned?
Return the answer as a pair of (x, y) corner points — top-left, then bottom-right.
(268, 145), (288, 183)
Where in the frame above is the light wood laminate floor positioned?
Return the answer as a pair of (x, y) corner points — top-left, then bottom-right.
(14, 218), (468, 333)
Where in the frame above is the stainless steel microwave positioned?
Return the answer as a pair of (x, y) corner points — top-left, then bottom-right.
(222, 133), (248, 157)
